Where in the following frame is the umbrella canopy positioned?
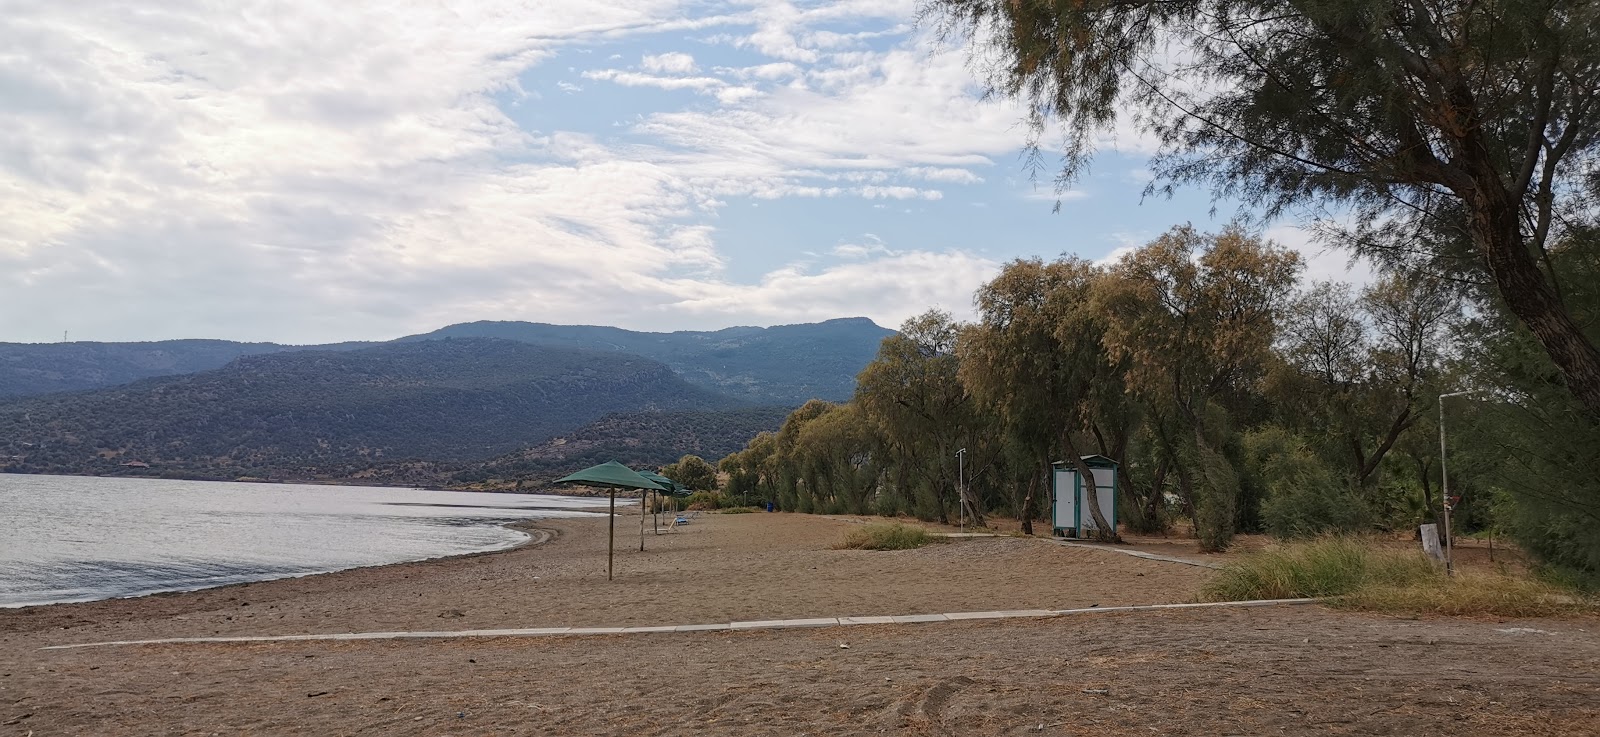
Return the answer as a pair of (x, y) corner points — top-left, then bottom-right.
(554, 461), (663, 581)
(637, 470), (688, 496)
(555, 460), (665, 491)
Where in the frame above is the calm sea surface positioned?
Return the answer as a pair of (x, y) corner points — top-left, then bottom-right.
(0, 474), (611, 607)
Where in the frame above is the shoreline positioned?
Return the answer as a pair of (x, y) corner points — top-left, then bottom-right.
(0, 518), (566, 612)
(0, 467), (614, 495)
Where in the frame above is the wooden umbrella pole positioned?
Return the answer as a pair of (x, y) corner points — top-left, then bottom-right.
(639, 488), (647, 552)
(608, 488), (616, 581)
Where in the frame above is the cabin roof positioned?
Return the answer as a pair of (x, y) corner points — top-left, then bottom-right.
(1050, 454), (1118, 469)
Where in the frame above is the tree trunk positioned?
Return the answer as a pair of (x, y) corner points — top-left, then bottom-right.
(1062, 431), (1118, 542)
(1468, 173), (1600, 422)
(1019, 474), (1038, 535)
(1175, 465), (1198, 526)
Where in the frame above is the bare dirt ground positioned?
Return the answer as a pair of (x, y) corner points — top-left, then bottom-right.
(3, 512), (1597, 735)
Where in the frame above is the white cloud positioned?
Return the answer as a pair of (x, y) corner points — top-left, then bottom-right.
(582, 69), (725, 91)
(0, 0), (1098, 343)
(641, 51), (698, 74)
(833, 234), (890, 259)
(661, 249), (997, 326)
(1265, 224), (1378, 288)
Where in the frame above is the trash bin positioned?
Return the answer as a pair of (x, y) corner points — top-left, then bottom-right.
(766, 501), (775, 512)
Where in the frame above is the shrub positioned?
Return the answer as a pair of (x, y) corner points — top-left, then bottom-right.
(715, 506), (760, 514)
(1245, 426), (1367, 539)
(1343, 572), (1590, 617)
(834, 522), (940, 551)
(1202, 536), (1595, 617)
(682, 491), (734, 510)
(1203, 536), (1434, 601)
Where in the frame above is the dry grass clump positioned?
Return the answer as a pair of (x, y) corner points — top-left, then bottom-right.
(1341, 572), (1590, 617)
(1203, 536), (1435, 600)
(835, 522), (940, 551)
(1202, 536), (1594, 617)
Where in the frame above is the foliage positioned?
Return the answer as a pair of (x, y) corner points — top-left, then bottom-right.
(1093, 226), (1301, 550)
(961, 257), (1119, 537)
(855, 312), (982, 524)
(454, 407), (790, 487)
(662, 454), (720, 492)
(834, 522), (941, 551)
(1202, 537), (1438, 600)
(1340, 573), (1594, 618)
(1203, 537), (1592, 616)
(681, 491), (735, 510)
(923, 0), (1600, 421)
(1245, 426), (1367, 539)
(1454, 233), (1600, 587)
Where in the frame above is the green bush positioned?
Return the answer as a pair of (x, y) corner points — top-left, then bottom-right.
(1202, 536), (1437, 601)
(1245, 426), (1366, 539)
(1204, 537), (1594, 616)
(682, 491), (734, 510)
(834, 522), (940, 550)
(715, 506), (761, 514)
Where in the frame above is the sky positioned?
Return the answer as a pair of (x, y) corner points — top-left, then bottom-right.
(0, 0), (1372, 345)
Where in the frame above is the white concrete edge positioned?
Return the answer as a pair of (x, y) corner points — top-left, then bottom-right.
(40, 598), (1319, 650)
(1045, 539), (1226, 570)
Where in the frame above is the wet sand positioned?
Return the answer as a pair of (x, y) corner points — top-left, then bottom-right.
(3, 512), (1596, 735)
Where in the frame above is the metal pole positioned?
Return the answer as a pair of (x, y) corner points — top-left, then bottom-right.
(1437, 390), (1481, 577)
(608, 488), (616, 580)
(640, 488), (647, 552)
(1438, 399), (1454, 576)
(956, 448), (967, 534)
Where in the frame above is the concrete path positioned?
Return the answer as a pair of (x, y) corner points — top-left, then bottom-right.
(1046, 539), (1225, 570)
(42, 599), (1317, 650)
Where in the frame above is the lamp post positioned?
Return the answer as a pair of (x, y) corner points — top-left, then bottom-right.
(1438, 389), (1483, 576)
(955, 448), (967, 534)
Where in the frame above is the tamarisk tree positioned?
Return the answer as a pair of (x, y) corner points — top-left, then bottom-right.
(923, 0), (1600, 422)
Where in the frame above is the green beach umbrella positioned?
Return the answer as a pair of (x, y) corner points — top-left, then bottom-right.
(555, 461), (665, 580)
(637, 470), (685, 495)
(635, 470), (687, 538)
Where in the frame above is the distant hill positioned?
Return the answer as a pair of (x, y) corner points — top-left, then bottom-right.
(449, 406), (793, 487)
(399, 317), (894, 404)
(0, 339), (740, 480)
(0, 318), (892, 404)
(0, 340), (337, 399)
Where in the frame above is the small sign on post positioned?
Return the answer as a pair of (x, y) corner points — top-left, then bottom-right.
(1420, 523), (1445, 565)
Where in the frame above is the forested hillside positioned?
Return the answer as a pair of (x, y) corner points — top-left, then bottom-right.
(401, 317), (892, 404)
(0, 340), (370, 399)
(0, 339), (740, 479)
(0, 318), (891, 404)
(450, 406), (792, 487)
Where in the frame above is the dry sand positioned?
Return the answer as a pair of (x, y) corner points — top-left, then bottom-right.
(3, 511), (1597, 735)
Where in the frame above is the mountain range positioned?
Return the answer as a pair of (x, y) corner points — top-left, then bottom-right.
(0, 318), (892, 485)
(0, 318), (892, 405)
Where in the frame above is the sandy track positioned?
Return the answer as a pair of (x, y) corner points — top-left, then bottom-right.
(4, 512), (1597, 735)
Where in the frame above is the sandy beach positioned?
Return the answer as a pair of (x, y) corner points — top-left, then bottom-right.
(3, 512), (1597, 735)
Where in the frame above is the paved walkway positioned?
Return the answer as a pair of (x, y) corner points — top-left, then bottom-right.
(1045, 539), (1225, 570)
(43, 599), (1317, 650)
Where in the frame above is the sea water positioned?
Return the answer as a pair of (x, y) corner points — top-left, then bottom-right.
(0, 474), (609, 607)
